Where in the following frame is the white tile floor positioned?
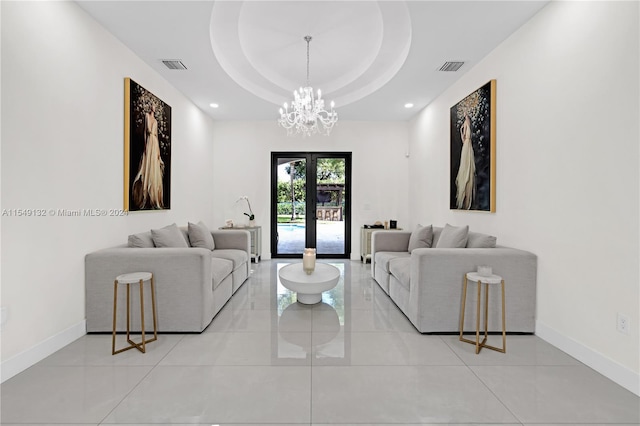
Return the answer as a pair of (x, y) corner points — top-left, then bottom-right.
(2, 260), (639, 425)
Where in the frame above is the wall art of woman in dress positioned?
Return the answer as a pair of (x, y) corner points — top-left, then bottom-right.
(132, 102), (164, 209)
(455, 114), (475, 209)
(125, 78), (171, 211)
(449, 80), (495, 212)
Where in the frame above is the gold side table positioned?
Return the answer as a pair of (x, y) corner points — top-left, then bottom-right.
(459, 272), (506, 354)
(112, 272), (158, 355)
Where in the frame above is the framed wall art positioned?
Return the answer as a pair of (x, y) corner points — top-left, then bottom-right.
(124, 78), (172, 211)
(449, 79), (496, 212)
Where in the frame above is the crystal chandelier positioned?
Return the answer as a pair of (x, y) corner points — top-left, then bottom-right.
(278, 36), (338, 137)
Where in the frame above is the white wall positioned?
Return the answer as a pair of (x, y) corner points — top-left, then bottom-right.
(1, 1), (216, 380)
(211, 121), (410, 259)
(409, 1), (639, 393)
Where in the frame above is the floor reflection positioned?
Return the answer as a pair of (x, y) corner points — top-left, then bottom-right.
(273, 261), (351, 364)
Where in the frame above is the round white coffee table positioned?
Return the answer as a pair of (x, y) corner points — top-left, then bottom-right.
(278, 263), (340, 304)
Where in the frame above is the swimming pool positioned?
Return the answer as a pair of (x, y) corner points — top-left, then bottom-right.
(277, 224), (305, 232)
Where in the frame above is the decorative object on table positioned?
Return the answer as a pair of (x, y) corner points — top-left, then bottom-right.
(364, 221), (385, 229)
(477, 265), (492, 276)
(459, 272), (506, 354)
(384, 221), (389, 229)
(390, 220), (397, 229)
(278, 35), (338, 137)
(450, 80), (496, 212)
(236, 195), (255, 225)
(302, 248), (316, 274)
(225, 219), (233, 228)
(124, 78), (172, 212)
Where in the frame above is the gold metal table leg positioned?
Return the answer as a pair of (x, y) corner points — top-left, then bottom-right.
(111, 280), (118, 355)
(112, 274), (158, 355)
(459, 275), (507, 354)
(459, 275), (468, 343)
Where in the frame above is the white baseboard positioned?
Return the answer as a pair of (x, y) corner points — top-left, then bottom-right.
(536, 321), (639, 396)
(1, 320), (86, 383)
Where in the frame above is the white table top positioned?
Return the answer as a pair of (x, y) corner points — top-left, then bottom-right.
(116, 272), (152, 284)
(466, 272), (503, 284)
(279, 262), (340, 284)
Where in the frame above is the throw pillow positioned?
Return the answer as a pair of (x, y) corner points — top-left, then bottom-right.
(407, 224), (433, 252)
(466, 231), (497, 248)
(127, 231), (154, 248)
(435, 224), (469, 248)
(151, 223), (189, 248)
(188, 221), (215, 250)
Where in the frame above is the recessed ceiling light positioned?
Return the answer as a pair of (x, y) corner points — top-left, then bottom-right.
(209, 103), (219, 108)
(404, 103), (414, 108)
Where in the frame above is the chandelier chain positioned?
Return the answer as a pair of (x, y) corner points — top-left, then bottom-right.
(305, 35), (311, 87)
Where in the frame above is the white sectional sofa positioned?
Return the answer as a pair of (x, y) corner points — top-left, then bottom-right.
(371, 225), (537, 333)
(85, 223), (250, 333)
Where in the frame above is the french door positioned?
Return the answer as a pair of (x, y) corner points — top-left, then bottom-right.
(271, 152), (351, 259)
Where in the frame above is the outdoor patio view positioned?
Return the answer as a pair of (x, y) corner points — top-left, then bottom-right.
(277, 158), (346, 255)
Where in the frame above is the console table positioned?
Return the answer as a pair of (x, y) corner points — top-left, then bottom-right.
(219, 226), (261, 263)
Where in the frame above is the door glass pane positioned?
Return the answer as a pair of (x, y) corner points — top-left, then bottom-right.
(276, 157), (306, 254)
(316, 157), (345, 255)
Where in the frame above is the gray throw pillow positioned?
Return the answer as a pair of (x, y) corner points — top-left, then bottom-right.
(188, 221), (215, 250)
(435, 224), (469, 248)
(127, 231), (154, 248)
(466, 231), (497, 248)
(151, 223), (189, 248)
(407, 224), (433, 252)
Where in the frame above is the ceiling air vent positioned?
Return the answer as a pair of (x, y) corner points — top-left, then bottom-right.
(439, 61), (464, 72)
(161, 60), (188, 70)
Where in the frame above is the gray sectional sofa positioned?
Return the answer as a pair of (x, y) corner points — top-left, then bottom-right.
(85, 223), (250, 333)
(371, 225), (537, 334)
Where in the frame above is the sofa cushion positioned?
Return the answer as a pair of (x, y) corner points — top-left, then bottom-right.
(188, 221), (215, 250)
(151, 223), (189, 248)
(128, 231), (154, 248)
(375, 251), (411, 273)
(435, 224), (469, 248)
(211, 257), (233, 289)
(407, 224), (433, 252)
(211, 249), (248, 270)
(388, 257), (411, 291)
(466, 231), (497, 248)
(432, 227), (443, 246)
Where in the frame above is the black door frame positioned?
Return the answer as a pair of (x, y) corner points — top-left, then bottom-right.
(271, 151), (352, 259)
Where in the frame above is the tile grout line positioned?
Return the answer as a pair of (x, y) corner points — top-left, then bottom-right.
(96, 333), (186, 425)
(466, 363), (525, 425)
(437, 334), (470, 367)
